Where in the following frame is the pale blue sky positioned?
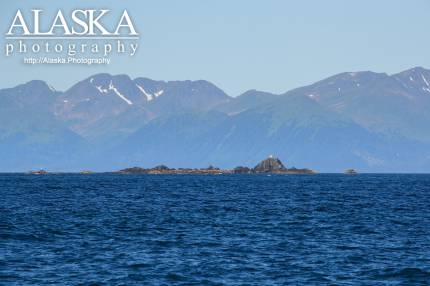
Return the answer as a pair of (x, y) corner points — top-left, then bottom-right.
(1, 0), (429, 96)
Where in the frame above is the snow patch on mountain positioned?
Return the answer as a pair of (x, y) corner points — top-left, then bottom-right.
(136, 84), (164, 101)
(155, 90), (164, 97)
(422, 74), (429, 87)
(96, 86), (108, 94)
(109, 81), (133, 105)
(136, 84), (153, 101)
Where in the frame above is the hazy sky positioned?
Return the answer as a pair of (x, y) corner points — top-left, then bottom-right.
(1, 0), (429, 96)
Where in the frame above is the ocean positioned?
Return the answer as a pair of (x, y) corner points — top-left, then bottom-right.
(1, 174), (430, 285)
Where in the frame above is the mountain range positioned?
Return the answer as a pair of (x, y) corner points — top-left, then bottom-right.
(1, 67), (430, 172)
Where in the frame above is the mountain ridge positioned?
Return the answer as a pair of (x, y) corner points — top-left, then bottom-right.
(1, 66), (430, 172)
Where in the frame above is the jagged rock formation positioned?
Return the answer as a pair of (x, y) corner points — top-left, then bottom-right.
(251, 156), (314, 174)
(115, 156), (314, 175)
(233, 166), (251, 174)
(253, 155), (287, 173)
(152, 165), (171, 171)
(118, 167), (148, 174)
(117, 165), (227, 175)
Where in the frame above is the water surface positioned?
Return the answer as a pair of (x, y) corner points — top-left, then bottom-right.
(1, 174), (430, 285)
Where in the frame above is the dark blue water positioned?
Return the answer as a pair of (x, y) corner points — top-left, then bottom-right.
(1, 174), (430, 285)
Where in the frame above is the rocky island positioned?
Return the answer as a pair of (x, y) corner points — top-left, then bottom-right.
(28, 170), (49, 175)
(117, 156), (315, 175)
(344, 169), (358, 175)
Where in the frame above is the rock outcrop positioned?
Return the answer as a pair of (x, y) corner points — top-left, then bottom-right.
(344, 169), (358, 175)
(28, 170), (49, 175)
(233, 166), (251, 174)
(253, 155), (287, 173)
(152, 165), (171, 171)
(118, 167), (148, 174)
(116, 156), (314, 175)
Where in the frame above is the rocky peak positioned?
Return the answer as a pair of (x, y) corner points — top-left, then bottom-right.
(253, 155), (287, 173)
(152, 165), (172, 171)
(392, 67), (430, 94)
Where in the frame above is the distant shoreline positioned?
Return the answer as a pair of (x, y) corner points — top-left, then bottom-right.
(4, 172), (316, 175)
(12, 156), (428, 175)
(21, 156), (318, 176)
(2, 172), (430, 175)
